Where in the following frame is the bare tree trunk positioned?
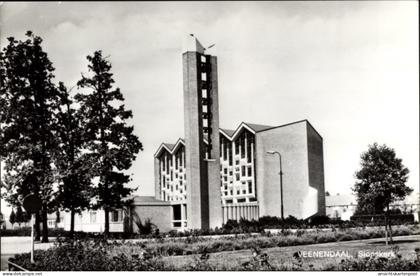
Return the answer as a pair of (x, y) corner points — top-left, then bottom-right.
(41, 206), (49, 243)
(70, 210), (75, 238)
(34, 212), (41, 241)
(104, 207), (109, 236)
(387, 205), (393, 244)
(384, 213), (388, 246)
(389, 223), (393, 243)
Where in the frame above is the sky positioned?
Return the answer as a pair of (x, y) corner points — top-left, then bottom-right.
(0, 1), (419, 212)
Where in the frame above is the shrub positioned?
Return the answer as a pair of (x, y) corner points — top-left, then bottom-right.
(9, 224), (419, 270)
(10, 238), (420, 271)
(0, 227), (32, 236)
(393, 225), (412, 236)
(10, 239), (165, 271)
(148, 241), (186, 256)
(206, 240), (235, 252)
(316, 231), (337, 243)
(337, 233), (354, 242)
(326, 256), (420, 271)
(307, 215), (330, 226)
(240, 247), (275, 271)
(351, 214), (415, 225)
(222, 220), (239, 232)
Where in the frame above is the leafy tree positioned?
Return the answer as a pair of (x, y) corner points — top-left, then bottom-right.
(76, 51), (143, 235)
(353, 143), (412, 244)
(0, 31), (61, 242)
(9, 209), (16, 228)
(15, 205), (24, 227)
(53, 82), (92, 237)
(22, 211), (30, 225)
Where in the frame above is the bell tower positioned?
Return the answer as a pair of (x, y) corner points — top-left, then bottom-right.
(183, 35), (222, 229)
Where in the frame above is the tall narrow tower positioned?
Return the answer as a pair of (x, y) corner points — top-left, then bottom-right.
(183, 36), (222, 229)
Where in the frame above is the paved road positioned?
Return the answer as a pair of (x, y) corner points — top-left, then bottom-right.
(1, 237), (56, 271)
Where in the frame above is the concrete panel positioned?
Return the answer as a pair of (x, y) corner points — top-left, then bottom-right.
(183, 51), (222, 230)
(207, 56), (223, 229)
(131, 205), (172, 233)
(307, 123), (326, 216)
(154, 157), (161, 200)
(255, 121), (311, 219)
(184, 52), (207, 229)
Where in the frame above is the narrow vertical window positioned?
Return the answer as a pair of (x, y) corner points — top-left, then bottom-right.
(248, 181), (252, 194)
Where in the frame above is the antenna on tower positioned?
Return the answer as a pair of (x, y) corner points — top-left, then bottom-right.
(204, 44), (216, 51)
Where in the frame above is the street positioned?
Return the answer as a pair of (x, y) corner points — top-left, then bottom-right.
(1, 237), (55, 271)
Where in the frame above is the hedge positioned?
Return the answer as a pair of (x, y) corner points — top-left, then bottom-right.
(350, 214), (414, 225)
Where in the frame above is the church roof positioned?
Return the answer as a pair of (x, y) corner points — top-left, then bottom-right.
(162, 143), (175, 151)
(220, 128), (235, 137)
(156, 120), (321, 154)
(243, 122), (273, 132)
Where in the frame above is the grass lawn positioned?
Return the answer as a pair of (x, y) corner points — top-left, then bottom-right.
(162, 234), (420, 270)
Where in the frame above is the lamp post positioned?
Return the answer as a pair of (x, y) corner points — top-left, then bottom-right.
(267, 151), (284, 222)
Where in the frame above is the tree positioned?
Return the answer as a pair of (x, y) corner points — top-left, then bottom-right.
(15, 205), (24, 227)
(54, 82), (92, 237)
(325, 191), (330, 196)
(9, 209), (16, 228)
(76, 51), (143, 235)
(353, 143), (412, 245)
(0, 31), (62, 242)
(22, 211), (30, 225)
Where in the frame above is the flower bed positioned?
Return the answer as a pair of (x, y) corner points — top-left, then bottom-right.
(10, 240), (420, 271)
(9, 224), (420, 270)
(9, 239), (164, 271)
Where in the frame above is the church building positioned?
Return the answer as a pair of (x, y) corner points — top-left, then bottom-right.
(150, 36), (326, 231)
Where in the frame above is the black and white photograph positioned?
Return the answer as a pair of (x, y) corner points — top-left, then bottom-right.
(0, 1), (419, 273)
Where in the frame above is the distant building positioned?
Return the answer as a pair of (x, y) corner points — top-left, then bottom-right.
(1, 211), (64, 230)
(47, 213), (65, 229)
(326, 194), (357, 221)
(326, 192), (420, 222)
(63, 209), (124, 232)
